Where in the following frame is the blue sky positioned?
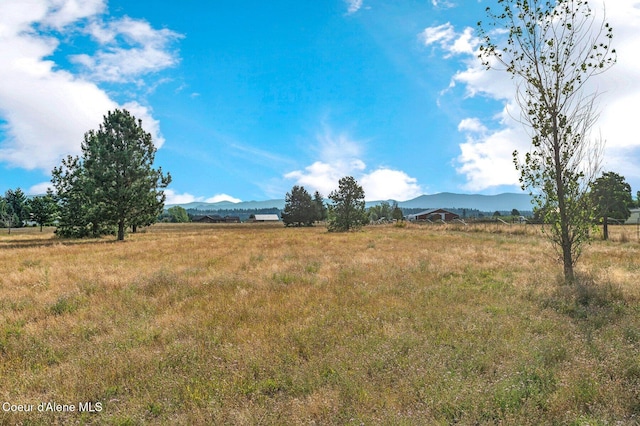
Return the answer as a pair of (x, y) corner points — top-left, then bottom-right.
(1, 0), (639, 203)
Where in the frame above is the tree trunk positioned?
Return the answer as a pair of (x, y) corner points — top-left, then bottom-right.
(553, 121), (574, 283)
(562, 238), (574, 283)
(117, 221), (125, 241)
(603, 215), (609, 240)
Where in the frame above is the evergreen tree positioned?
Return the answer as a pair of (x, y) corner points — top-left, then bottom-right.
(28, 189), (58, 231)
(51, 155), (102, 237)
(0, 197), (16, 232)
(327, 176), (368, 232)
(4, 188), (29, 228)
(392, 202), (404, 221)
(313, 191), (327, 222)
(51, 109), (171, 240)
(282, 185), (315, 227)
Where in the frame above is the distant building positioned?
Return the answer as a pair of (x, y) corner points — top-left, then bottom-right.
(193, 215), (241, 223)
(253, 214), (280, 222)
(625, 208), (640, 225)
(192, 215), (224, 223)
(407, 208), (460, 222)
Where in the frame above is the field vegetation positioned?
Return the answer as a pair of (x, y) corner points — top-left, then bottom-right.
(0, 223), (639, 424)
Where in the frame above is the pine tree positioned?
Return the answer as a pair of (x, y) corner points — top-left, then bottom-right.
(4, 188), (29, 228)
(282, 185), (315, 227)
(28, 189), (58, 232)
(327, 176), (368, 232)
(52, 109), (171, 240)
(313, 191), (327, 222)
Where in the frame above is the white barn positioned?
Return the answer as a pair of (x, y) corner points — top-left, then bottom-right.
(253, 214), (280, 222)
(625, 208), (640, 225)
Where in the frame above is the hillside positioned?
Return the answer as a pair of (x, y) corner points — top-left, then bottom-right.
(397, 192), (532, 211)
(167, 192), (533, 213)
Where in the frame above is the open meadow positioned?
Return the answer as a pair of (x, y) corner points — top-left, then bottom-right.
(0, 222), (639, 425)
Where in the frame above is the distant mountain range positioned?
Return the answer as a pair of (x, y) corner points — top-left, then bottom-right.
(171, 199), (286, 211)
(396, 192), (533, 212)
(167, 192), (534, 213)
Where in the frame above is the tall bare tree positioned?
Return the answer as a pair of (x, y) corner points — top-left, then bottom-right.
(478, 0), (616, 282)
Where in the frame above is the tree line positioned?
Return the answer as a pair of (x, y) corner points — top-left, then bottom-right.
(3, 167), (638, 239)
(0, 188), (57, 233)
(280, 177), (369, 231)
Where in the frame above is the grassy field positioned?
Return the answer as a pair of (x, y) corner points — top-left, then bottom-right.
(0, 222), (639, 425)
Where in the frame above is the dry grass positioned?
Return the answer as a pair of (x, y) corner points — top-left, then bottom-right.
(0, 223), (639, 425)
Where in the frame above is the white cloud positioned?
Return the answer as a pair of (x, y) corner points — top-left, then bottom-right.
(360, 169), (423, 201)
(421, 24), (476, 57)
(44, 0), (106, 29)
(164, 189), (242, 205)
(421, 23), (455, 48)
(0, 0), (105, 35)
(0, 0), (179, 171)
(284, 128), (366, 195)
(27, 181), (54, 195)
(164, 189), (200, 205)
(431, 0), (455, 9)
(423, 0), (640, 191)
(457, 118), (487, 134)
(284, 127), (424, 201)
(345, 0), (363, 15)
(72, 17), (182, 82)
(205, 194), (242, 204)
(456, 112), (526, 191)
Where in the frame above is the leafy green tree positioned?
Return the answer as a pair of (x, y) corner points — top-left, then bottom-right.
(368, 201), (392, 222)
(591, 172), (633, 240)
(313, 191), (327, 222)
(511, 209), (520, 217)
(52, 109), (171, 240)
(167, 206), (190, 223)
(282, 185), (315, 227)
(28, 190), (58, 231)
(478, 0), (616, 282)
(327, 176), (368, 232)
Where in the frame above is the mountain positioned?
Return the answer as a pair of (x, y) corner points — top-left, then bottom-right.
(397, 192), (533, 212)
(167, 199), (286, 211)
(167, 192), (533, 213)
